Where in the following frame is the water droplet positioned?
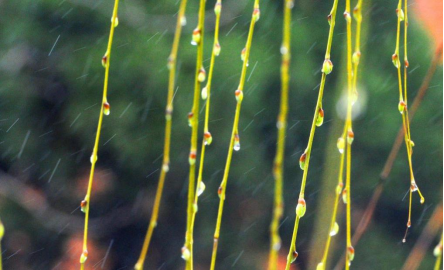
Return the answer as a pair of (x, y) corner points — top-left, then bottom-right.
(322, 59), (333, 74)
(235, 89), (243, 103)
(197, 181), (206, 197)
(111, 16), (119, 27)
(198, 68), (206, 82)
(337, 137), (345, 154)
(316, 262), (325, 270)
(330, 222), (339, 236)
(162, 163), (170, 172)
(181, 246), (191, 261)
(181, 16), (187, 26)
(233, 134), (240, 151)
(296, 198), (306, 218)
(434, 244), (443, 257)
(90, 153), (97, 164)
(280, 45), (288, 55)
(201, 87), (208, 100)
(80, 250), (88, 264)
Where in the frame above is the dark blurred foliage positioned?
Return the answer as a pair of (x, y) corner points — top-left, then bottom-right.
(0, 0), (442, 269)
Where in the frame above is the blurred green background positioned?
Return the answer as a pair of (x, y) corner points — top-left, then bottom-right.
(0, 0), (442, 269)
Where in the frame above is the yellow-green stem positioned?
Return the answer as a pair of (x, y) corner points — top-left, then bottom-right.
(435, 234), (443, 270)
(209, 1), (260, 268)
(184, 0), (206, 269)
(134, 1), (188, 269)
(80, 1), (119, 269)
(285, 0), (339, 268)
(188, 0), (222, 269)
(268, 1), (292, 269)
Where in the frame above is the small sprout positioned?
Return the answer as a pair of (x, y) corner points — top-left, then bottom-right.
(290, 250), (299, 263)
(241, 48), (246, 62)
(197, 181), (206, 197)
(111, 16), (119, 27)
(253, 8), (260, 22)
(353, 6), (361, 19)
(80, 250), (88, 264)
(181, 16), (187, 26)
(396, 8), (405, 21)
(189, 150), (196, 165)
(410, 181), (418, 192)
(316, 262), (325, 270)
(342, 188), (348, 204)
(398, 100), (407, 114)
(343, 11), (351, 23)
(198, 67), (206, 82)
(204, 131), (213, 145)
(80, 199), (87, 213)
(420, 197), (425, 204)
(280, 45), (288, 55)
(213, 42), (221, 56)
(165, 107), (173, 121)
(191, 28), (201, 46)
(296, 198), (306, 218)
(0, 219), (4, 240)
(193, 202), (198, 213)
(404, 59), (409, 68)
(235, 89), (244, 103)
(167, 55), (174, 70)
(316, 107), (324, 127)
(101, 52), (108, 68)
(214, 1), (222, 15)
(286, 0), (295, 9)
(330, 222), (339, 236)
(336, 182), (343, 195)
(103, 101), (110, 116)
(299, 150), (307, 170)
(327, 14), (332, 25)
(233, 134), (240, 151)
(392, 53), (400, 68)
(181, 246), (191, 261)
(407, 220), (411, 228)
(434, 243), (443, 257)
(347, 129), (354, 145)
(217, 186), (223, 198)
(162, 162), (170, 172)
(90, 153), (97, 164)
(201, 86), (208, 100)
(352, 51), (361, 65)
(188, 112), (194, 127)
(347, 246), (355, 262)
(337, 137), (345, 154)
(322, 59), (334, 75)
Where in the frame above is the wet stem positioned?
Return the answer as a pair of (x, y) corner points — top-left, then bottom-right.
(80, 1), (120, 269)
(134, 0), (188, 269)
(209, 1), (260, 269)
(284, 0), (339, 268)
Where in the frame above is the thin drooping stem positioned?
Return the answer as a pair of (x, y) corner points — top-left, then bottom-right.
(401, 204), (443, 270)
(183, 0), (206, 268)
(209, 1), (260, 269)
(187, 0), (222, 268)
(285, 1), (338, 268)
(80, 1), (119, 269)
(393, 0), (425, 243)
(333, 45), (443, 270)
(268, 1), (293, 269)
(434, 234), (443, 270)
(0, 219), (3, 270)
(134, 1), (188, 269)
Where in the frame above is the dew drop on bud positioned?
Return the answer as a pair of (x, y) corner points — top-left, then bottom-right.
(296, 198), (306, 218)
(316, 107), (324, 127)
(213, 42), (221, 56)
(410, 181), (418, 192)
(214, 1), (222, 16)
(233, 134), (240, 151)
(235, 89), (244, 103)
(392, 53), (400, 68)
(80, 200), (87, 213)
(188, 112), (194, 127)
(0, 220), (4, 240)
(407, 220), (411, 228)
(420, 197), (425, 204)
(347, 246), (355, 262)
(165, 107), (173, 121)
(90, 153), (97, 164)
(101, 52), (108, 68)
(181, 16), (187, 26)
(342, 188), (348, 204)
(253, 8), (260, 22)
(197, 181), (206, 197)
(396, 8), (405, 21)
(201, 87), (208, 100)
(352, 51), (361, 65)
(189, 151), (196, 165)
(322, 59), (333, 74)
(347, 129), (354, 145)
(181, 246), (191, 261)
(204, 132), (213, 145)
(299, 151), (307, 170)
(80, 250), (88, 264)
(290, 250), (299, 263)
(191, 28), (201, 46)
(286, 0), (294, 9)
(434, 244), (443, 257)
(280, 45), (288, 55)
(103, 101), (110, 116)
(162, 163), (170, 172)
(198, 68), (206, 82)
(111, 16), (119, 27)
(398, 100), (407, 114)
(317, 262), (325, 270)
(337, 137), (345, 154)
(330, 222), (339, 236)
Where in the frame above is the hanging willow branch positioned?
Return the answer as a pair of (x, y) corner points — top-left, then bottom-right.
(79, 1), (120, 269)
(134, 1), (188, 269)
